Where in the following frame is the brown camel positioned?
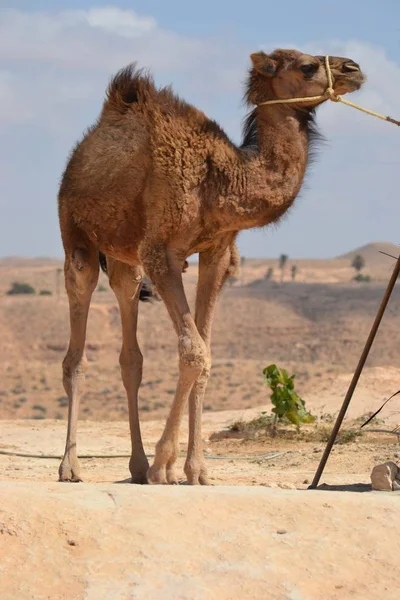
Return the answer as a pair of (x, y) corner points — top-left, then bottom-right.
(58, 49), (365, 485)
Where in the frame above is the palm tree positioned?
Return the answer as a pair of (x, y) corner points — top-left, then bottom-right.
(279, 254), (288, 282)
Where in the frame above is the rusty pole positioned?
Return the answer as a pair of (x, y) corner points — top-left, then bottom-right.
(310, 253), (400, 489)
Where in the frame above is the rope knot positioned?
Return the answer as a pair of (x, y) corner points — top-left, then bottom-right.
(325, 88), (341, 103)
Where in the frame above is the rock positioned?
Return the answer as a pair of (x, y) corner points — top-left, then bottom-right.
(278, 483), (296, 490)
(371, 461), (399, 491)
(392, 479), (400, 491)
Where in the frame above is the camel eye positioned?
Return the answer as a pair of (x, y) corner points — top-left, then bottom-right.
(300, 63), (318, 76)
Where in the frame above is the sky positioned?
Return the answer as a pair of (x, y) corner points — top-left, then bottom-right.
(0, 1), (400, 259)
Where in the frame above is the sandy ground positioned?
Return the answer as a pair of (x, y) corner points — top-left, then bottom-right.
(2, 410), (400, 599)
(1, 413), (400, 600)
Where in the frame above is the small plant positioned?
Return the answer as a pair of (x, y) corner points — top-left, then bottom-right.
(353, 273), (371, 283)
(291, 264), (298, 281)
(97, 283), (108, 292)
(39, 289), (52, 296)
(229, 413), (275, 438)
(6, 281), (35, 295)
(263, 364), (315, 434)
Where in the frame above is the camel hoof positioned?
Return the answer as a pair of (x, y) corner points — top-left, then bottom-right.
(130, 471), (148, 485)
(129, 455), (150, 485)
(184, 460), (210, 485)
(186, 473), (210, 486)
(166, 466), (179, 485)
(147, 465), (168, 485)
(58, 457), (82, 482)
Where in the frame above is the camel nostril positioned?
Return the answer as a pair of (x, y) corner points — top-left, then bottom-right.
(342, 62), (360, 73)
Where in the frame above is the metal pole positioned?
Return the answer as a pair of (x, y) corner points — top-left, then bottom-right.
(310, 253), (400, 489)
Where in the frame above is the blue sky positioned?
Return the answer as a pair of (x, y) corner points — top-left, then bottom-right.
(1, 1), (400, 259)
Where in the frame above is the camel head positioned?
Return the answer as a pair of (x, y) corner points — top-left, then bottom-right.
(248, 49), (366, 108)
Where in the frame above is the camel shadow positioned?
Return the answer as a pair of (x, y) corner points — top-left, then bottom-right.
(312, 482), (371, 493)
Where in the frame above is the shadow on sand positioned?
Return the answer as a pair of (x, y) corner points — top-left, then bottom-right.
(312, 482), (371, 493)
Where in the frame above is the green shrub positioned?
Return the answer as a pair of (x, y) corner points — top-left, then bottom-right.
(6, 282), (35, 295)
(39, 289), (52, 296)
(353, 274), (371, 283)
(263, 364), (315, 434)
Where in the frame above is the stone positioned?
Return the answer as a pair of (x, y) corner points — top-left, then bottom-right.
(370, 461), (399, 491)
(392, 479), (400, 491)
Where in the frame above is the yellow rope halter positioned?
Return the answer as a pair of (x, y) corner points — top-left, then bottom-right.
(257, 55), (400, 127)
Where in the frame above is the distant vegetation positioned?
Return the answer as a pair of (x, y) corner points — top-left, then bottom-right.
(291, 264), (298, 281)
(97, 283), (108, 292)
(353, 274), (371, 283)
(279, 254), (288, 282)
(6, 282), (35, 295)
(39, 289), (52, 296)
(351, 254), (370, 282)
(265, 267), (274, 281)
(352, 254), (365, 273)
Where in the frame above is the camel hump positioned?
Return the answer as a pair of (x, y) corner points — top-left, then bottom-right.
(104, 63), (154, 115)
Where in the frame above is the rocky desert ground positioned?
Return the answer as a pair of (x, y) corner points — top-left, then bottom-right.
(1, 241), (400, 599)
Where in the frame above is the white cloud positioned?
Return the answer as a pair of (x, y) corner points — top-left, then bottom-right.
(0, 8), (225, 72)
(85, 7), (156, 38)
(0, 6), (398, 155)
(0, 7), (245, 131)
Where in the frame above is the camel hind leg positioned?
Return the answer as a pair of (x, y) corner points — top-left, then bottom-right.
(107, 258), (149, 484)
(59, 238), (99, 482)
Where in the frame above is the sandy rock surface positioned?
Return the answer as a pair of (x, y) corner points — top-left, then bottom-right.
(1, 482), (399, 600)
(1, 417), (400, 600)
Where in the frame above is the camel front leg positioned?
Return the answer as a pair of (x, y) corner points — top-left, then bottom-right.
(141, 245), (209, 485)
(184, 247), (232, 485)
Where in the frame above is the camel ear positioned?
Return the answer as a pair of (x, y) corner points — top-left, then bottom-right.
(250, 52), (277, 76)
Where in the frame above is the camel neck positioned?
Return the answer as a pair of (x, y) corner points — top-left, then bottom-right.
(241, 106), (311, 227)
(212, 106), (313, 231)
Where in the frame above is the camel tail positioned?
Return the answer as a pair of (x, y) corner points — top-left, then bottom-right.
(104, 63), (153, 115)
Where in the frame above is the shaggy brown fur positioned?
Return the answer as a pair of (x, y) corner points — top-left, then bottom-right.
(58, 49), (365, 485)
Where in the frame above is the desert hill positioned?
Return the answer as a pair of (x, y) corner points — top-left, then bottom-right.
(1, 244), (400, 422)
(338, 241), (400, 267)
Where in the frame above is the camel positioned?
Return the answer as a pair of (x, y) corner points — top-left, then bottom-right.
(58, 48), (365, 485)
